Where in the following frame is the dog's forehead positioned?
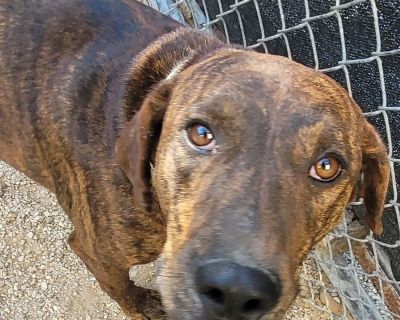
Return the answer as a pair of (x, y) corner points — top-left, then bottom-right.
(172, 51), (354, 121)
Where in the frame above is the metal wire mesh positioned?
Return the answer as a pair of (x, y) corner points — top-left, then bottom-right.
(145, 0), (400, 318)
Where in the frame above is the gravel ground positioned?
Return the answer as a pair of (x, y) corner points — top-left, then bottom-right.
(1, 160), (332, 320)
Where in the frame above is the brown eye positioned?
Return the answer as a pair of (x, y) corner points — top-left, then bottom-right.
(186, 124), (216, 150)
(309, 156), (342, 182)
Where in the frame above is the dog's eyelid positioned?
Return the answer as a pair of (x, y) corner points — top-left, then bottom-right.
(314, 151), (348, 168)
(184, 118), (214, 130)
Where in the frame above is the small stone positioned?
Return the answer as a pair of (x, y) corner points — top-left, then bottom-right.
(333, 296), (341, 304)
(41, 282), (48, 291)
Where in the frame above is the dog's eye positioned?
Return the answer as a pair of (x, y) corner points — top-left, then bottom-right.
(187, 124), (216, 150)
(309, 156), (342, 182)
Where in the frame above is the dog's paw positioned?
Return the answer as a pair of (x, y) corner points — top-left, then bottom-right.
(139, 290), (167, 320)
(130, 289), (167, 320)
(120, 284), (166, 319)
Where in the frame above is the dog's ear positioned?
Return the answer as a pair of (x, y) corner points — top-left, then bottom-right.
(360, 121), (390, 236)
(115, 80), (173, 212)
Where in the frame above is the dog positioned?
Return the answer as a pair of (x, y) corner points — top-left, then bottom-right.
(0, 0), (390, 319)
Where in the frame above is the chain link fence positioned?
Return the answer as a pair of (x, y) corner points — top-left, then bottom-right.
(142, 0), (400, 319)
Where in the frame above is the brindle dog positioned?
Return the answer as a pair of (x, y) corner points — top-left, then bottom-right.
(0, 0), (390, 319)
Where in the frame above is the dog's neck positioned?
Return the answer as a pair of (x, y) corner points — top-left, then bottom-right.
(123, 27), (230, 120)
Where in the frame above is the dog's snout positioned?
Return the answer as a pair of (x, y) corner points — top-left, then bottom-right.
(195, 261), (281, 318)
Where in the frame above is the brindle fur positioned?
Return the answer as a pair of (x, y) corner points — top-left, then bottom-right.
(0, 0), (390, 319)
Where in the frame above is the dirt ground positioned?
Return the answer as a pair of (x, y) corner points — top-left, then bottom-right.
(0, 160), (331, 319)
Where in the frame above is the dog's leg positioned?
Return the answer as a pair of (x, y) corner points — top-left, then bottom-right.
(68, 231), (165, 319)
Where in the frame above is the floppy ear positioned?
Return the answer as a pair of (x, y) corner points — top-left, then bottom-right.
(360, 121), (390, 236)
(115, 80), (173, 212)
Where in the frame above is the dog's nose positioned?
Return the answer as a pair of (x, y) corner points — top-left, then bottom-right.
(195, 261), (281, 319)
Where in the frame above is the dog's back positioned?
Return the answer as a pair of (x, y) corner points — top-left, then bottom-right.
(0, 0), (179, 189)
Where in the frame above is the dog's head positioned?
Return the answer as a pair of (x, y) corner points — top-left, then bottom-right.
(116, 50), (390, 319)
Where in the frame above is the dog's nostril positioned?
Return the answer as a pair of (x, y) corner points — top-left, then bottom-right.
(242, 298), (263, 313)
(203, 287), (224, 305)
